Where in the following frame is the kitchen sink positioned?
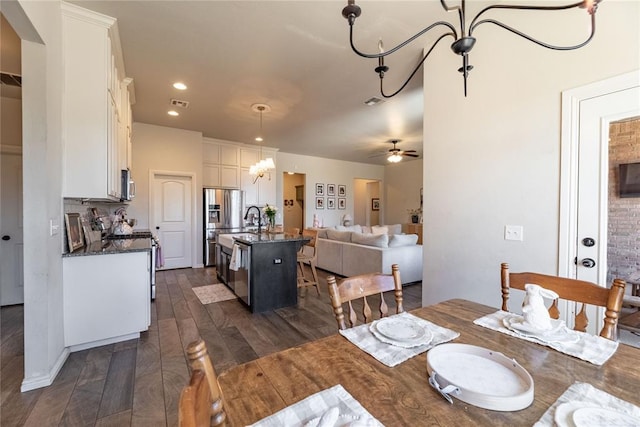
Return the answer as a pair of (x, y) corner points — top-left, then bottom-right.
(217, 233), (257, 249)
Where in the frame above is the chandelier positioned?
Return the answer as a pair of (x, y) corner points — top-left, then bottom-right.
(342, 0), (601, 98)
(249, 104), (275, 183)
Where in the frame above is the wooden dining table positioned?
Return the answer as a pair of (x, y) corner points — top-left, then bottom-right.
(217, 299), (640, 426)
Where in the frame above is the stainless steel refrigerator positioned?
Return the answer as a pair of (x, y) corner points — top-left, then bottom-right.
(204, 188), (245, 266)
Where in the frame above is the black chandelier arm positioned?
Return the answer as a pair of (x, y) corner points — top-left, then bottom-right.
(348, 20), (458, 59)
(470, 13), (596, 51)
(468, 1), (586, 31)
(440, 0), (465, 36)
(380, 32), (454, 99)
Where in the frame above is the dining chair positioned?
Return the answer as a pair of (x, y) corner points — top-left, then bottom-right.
(327, 264), (403, 330)
(297, 228), (320, 296)
(179, 339), (227, 426)
(500, 262), (626, 340)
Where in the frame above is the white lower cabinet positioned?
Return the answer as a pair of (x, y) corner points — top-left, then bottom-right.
(63, 251), (150, 350)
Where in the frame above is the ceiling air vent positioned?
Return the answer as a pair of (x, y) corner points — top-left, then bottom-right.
(170, 98), (189, 108)
(0, 72), (22, 87)
(364, 97), (383, 106)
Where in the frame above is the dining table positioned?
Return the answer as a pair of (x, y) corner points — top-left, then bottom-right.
(216, 299), (640, 426)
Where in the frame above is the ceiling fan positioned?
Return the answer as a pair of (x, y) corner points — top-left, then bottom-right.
(386, 139), (418, 163)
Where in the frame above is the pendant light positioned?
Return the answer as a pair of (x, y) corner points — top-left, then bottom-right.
(250, 103), (275, 183)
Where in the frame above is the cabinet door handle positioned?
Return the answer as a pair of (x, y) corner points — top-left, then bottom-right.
(2, 235), (10, 241)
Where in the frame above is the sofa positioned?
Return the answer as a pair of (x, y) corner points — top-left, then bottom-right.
(311, 225), (423, 285)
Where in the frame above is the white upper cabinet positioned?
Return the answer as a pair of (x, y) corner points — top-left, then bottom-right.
(62, 3), (133, 200)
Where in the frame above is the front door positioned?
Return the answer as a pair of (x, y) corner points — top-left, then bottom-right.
(561, 71), (640, 334)
(0, 150), (24, 306)
(151, 173), (193, 270)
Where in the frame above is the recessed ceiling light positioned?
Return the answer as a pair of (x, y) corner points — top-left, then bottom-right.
(255, 136), (263, 142)
(173, 82), (187, 90)
(168, 110), (179, 116)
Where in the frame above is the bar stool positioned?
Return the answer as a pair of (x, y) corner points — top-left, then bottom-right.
(297, 229), (320, 296)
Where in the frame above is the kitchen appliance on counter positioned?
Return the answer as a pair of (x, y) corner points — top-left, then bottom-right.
(204, 188), (245, 266)
(104, 230), (158, 300)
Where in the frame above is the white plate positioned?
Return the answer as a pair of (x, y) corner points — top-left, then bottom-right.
(369, 321), (433, 348)
(375, 317), (427, 342)
(426, 343), (534, 411)
(554, 402), (593, 427)
(503, 316), (579, 343)
(572, 407), (639, 427)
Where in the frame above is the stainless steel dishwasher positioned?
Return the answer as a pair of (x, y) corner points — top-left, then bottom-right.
(234, 242), (251, 306)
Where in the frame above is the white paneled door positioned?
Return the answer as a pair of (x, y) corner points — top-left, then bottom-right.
(151, 173), (193, 270)
(561, 71), (640, 335)
(0, 151), (24, 306)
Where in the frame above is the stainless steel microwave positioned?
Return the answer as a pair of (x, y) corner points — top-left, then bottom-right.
(121, 169), (136, 201)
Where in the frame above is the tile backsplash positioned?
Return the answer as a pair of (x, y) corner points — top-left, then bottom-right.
(62, 199), (131, 252)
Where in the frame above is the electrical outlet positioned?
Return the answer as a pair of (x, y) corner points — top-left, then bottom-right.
(505, 225), (523, 241)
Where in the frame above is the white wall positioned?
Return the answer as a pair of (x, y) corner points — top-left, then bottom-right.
(129, 122), (204, 266)
(421, 1), (640, 308)
(275, 152), (384, 228)
(384, 159), (422, 225)
(5, 0), (66, 390)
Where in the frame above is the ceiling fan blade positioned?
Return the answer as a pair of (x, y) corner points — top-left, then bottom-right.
(402, 153), (419, 158)
(403, 149), (417, 153)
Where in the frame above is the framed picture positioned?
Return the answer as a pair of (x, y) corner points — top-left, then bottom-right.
(316, 183), (324, 196)
(327, 184), (336, 196)
(316, 197), (324, 209)
(338, 185), (346, 197)
(65, 212), (85, 252)
(371, 198), (380, 211)
(327, 197), (336, 209)
(338, 198), (346, 210)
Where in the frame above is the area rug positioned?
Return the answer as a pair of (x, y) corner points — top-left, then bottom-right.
(192, 284), (237, 305)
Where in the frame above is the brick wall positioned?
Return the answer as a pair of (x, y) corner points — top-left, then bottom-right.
(608, 117), (640, 284)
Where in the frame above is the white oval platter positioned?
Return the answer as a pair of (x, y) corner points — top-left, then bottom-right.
(426, 343), (534, 411)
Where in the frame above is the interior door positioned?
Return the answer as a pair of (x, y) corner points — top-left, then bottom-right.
(0, 151), (24, 305)
(559, 77), (640, 333)
(151, 173), (193, 270)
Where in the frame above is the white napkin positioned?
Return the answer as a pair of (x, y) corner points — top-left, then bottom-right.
(250, 384), (383, 427)
(533, 382), (640, 426)
(229, 243), (240, 271)
(473, 311), (618, 365)
(339, 312), (459, 367)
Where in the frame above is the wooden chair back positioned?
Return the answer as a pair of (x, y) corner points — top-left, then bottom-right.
(179, 369), (212, 427)
(301, 228), (318, 249)
(179, 339), (227, 426)
(327, 264), (403, 330)
(500, 263), (625, 340)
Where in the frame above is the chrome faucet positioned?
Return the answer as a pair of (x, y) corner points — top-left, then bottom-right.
(244, 205), (263, 234)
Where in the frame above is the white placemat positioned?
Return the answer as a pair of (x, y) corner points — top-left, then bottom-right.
(250, 384), (383, 427)
(533, 382), (640, 426)
(339, 312), (460, 367)
(473, 311), (618, 365)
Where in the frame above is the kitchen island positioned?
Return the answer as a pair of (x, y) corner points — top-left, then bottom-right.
(217, 232), (309, 313)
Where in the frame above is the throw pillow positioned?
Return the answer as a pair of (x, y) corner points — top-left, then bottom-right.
(351, 232), (389, 248)
(313, 228), (328, 239)
(361, 226), (372, 234)
(335, 225), (363, 233)
(326, 229), (352, 242)
(386, 224), (402, 235)
(371, 225), (389, 235)
(389, 233), (419, 247)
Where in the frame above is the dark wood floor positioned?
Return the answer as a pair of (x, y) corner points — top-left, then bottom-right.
(0, 267), (422, 426)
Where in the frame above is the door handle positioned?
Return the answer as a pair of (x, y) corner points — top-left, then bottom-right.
(156, 226), (160, 230)
(1, 235), (10, 241)
(581, 258), (596, 268)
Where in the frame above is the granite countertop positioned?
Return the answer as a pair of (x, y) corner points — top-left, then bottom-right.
(63, 238), (152, 257)
(233, 232), (310, 246)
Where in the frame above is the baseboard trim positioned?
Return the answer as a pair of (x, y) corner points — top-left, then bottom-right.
(20, 347), (70, 392)
(68, 332), (140, 352)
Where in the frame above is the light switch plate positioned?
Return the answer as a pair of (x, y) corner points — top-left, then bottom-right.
(50, 219), (60, 236)
(505, 225), (523, 241)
